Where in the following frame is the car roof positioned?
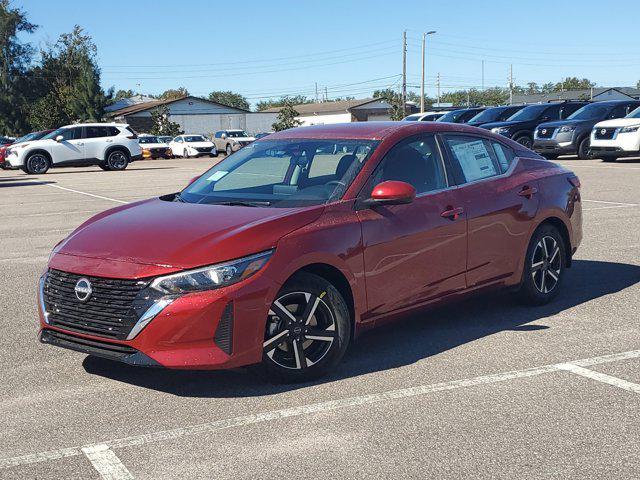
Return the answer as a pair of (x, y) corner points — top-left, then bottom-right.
(61, 123), (128, 128)
(264, 121), (492, 141)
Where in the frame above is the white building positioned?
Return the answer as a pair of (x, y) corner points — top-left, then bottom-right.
(107, 96), (278, 135)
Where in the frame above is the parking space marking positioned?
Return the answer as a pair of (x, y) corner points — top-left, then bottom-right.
(1, 348), (639, 472)
(557, 164), (640, 171)
(582, 199), (639, 211)
(81, 444), (133, 480)
(41, 184), (128, 204)
(556, 363), (640, 394)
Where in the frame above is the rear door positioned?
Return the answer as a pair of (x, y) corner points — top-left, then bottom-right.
(84, 126), (118, 162)
(358, 134), (468, 320)
(48, 127), (84, 165)
(440, 134), (539, 288)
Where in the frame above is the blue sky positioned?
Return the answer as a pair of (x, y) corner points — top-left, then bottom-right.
(15, 0), (640, 106)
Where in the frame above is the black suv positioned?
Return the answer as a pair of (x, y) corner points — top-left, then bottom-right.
(480, 101), (588, 149)
(437, 107), (486, 124)
(466, 105), (526, 127)
(533, 100), (640, 159)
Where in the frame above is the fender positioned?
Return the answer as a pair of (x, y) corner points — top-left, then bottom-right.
(103, 145), (131, 162)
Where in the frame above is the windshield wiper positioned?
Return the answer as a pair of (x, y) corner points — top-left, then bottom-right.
(210, 200), (272, 207)
(173, 193), (186, 203)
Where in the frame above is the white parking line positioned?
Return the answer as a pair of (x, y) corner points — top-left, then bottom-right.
(556, 363), (640, 394)
(81, 444), (133, 480)
(582, 199), (639, 211)
(42, 184), (129, 204)
(1, 348), (639, 473)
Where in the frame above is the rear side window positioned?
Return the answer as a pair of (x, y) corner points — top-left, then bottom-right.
(491, 142), (516, 172)
(443, 135), (501, 183)
(85, 126), (112, 138)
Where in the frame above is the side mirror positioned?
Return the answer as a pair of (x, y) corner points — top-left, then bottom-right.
(362, 180), (416, 208)
(55, 135), (64, 142)
(221, 133), (227, 139)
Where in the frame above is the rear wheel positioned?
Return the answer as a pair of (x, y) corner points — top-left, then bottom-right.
(514, 134), (533, 149)
(98, 164), (110, 171)
(24, 153), (50, 174)
(183, 149), (190, 159)
(225, 144), (232, 156)
(517, 224), (566, 305)
(577, 137), (591, 160)
(260, 273), (350, 383)
(106, 150), (129, 171)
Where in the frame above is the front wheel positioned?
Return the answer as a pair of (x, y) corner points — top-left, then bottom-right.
(514, 134), (533, 149)
(517, 224), (566, 305)
(577, 137), (591, 160)
(24, 153), (51, 174)
(260, 273), (351, 383)
(602, 156), (617, 163)
(106, 150), (129, 171)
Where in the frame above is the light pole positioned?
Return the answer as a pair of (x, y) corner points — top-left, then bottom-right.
(421, 30), (436, 113)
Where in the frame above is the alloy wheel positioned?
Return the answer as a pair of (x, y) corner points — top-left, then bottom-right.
(263, 291), (337, 370)
(108, 152), (127, 169)
(531, 235), (562, 293)
(28, 154), (49, 174)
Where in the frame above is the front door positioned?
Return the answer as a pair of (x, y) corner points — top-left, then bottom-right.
(357, 134), (468, 321)
(48, 127), (84, 165)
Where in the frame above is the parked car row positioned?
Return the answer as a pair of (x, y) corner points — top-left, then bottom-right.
(403, 99), (640, 161)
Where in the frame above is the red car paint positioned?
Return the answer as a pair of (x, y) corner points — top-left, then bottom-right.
(38, 122), (582, 369)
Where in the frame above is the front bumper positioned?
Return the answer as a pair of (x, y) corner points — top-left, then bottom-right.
(38, 258), (279, 370)
(533, 141), (576, 155)
(589, 146), (640, 158)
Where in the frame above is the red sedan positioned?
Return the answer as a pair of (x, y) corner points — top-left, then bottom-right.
(38, 122), (582, 382)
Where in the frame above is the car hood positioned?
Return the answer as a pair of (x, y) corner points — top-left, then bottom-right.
(479, 120), (528, 130)
(536, 119), (591, 129)
(54, 198), (324, 270)
(594, 118), (640, 128)
(185, 141), (215, 148)
(141, 143), (169, 148)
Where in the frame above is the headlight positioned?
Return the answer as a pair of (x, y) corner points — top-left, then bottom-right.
(558, 126), (575, 133)
(620, 125), (640, 133)
(491, 127), (510, 135)
(150, 250), (273, 294)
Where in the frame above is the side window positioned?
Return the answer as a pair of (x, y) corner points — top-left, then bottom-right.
(61, 128), (81, 141)
(544, 105), (562, 121)
(370, 135), (447, 195)
(560, 104), (582, 119)
(214, 132), (221, 138)
(176, 137), (183, 143)
(85, 126), (109, 138)
(107, 127), (119, 136)
(444, 135), (501, 183)
(491, 142), (516, 173)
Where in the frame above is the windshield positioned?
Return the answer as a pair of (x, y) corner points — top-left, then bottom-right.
(139, 136), (159, 144)
(626, 107), (640, 119)
(567, 104), (610, 120)
(14, 131), (47, 143)
(506, 104), (547, 122)
(179, 139), (378, 208)
(402, 114), (422, 121)
(185, 135), (207, 142)
(437, 110), (465, 123)
(468, 107), (505, 124)
(226, 131), (248, 138)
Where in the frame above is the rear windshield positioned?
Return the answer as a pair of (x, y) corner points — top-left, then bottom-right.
(179, 139), (378, 208)
(139, 137), (159, 144)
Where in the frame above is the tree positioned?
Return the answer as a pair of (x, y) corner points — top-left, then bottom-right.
(554, 77), (595, 91)
(0, 0), (37, 135)
(372, 89), (406, 120)
(150, 105), (183, 136)
(208, 90), (249, 110)
(113, 89), (136, 101)
(159, 87), (189, 100)
(271, 102), (302, 131)
(27, 86), (74, 130)
(256, 95), (311, 112)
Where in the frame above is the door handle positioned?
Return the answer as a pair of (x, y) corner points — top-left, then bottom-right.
(518, 186), (538, 198)
(441, 206), (464, 220)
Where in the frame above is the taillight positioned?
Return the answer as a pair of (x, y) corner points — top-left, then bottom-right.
(127, 134), (138, 140)
(568, 176), (580, 188)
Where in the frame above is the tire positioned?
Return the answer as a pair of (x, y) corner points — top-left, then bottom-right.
(516, 224), (566, 306)
(514, 134), (533, 149)
(183, 149), (190, 159)
(577, 137), (591, 160)
(602, 156), (617, 163)
(24, 152), (51, 174)
(225, 144), (232, 156)
(98, 164), (111, 171)
(106, 150), (129, 171)
(259, 272), (351, 383)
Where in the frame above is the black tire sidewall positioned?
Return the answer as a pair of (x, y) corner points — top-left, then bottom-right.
(107, 150), (129, 170)
(578, 137), (590, 159)
(515, 134), (533, 149)
(226, 144), (232, 156)
(518, 224), (566, 305)
(25, 153), (50, 174)
(258, 272), (351, 383)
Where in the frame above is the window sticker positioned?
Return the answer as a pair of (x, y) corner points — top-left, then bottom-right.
(451, 140), (497, 181)
(206, 171), (228, 181)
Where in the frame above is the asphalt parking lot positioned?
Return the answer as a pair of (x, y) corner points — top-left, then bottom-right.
(0, 155), (638, 479)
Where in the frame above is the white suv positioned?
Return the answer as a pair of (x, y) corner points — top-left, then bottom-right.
(590, 107), (640, 162)
(6, 123), (142, 174)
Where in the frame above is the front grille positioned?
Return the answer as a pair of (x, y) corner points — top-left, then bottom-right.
(195, 147), (212, 153)
(150, 148), (168, 154)
(595, 128), (616, 140)
(214, 303), (234, 354)
(537, 128), (555, 139)
(43, 269), (148, 340)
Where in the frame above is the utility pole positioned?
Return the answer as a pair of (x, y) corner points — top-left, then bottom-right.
(420, 30), (436, 113)
(436, 72), (441, 107)
(315, 82), (319, 103)
(511, 64), (514, 105)
(402, 30), (407, 116)
(324, 86), (328, 102)
(481, 60), (485, 91)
